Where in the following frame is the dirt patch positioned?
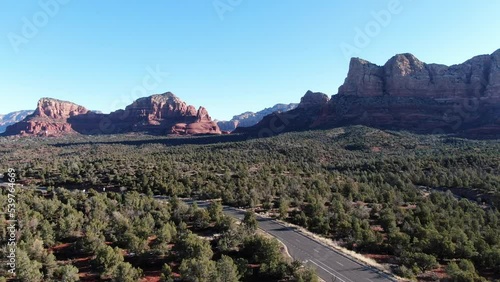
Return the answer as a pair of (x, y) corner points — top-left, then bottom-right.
(140, 270), (162, 282)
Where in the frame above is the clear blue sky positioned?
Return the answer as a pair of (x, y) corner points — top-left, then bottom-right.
(1, 0), (499, 120)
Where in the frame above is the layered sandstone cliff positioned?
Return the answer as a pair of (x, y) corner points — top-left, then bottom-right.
(171, 107), (221, 135)
(338, 51), (498, 99)
(3, 93), (222, 136)
(3, 98), (89, 136)
(236, 49), (500, 137)
(326, 49), (500, 134)
(34, 98), (89, 119)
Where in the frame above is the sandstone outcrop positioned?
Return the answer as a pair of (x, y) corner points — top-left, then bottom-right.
(339, 51), (497, 99)
(3, 92), (222, 136)
(3, 98), (88, 136)
(34, 98), (89, 119)
(298, 91), (330, 108)
(236, 49), (500, 137)
(172, 107), (221, 135)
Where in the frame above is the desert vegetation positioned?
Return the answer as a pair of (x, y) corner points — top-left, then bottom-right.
(1, 126), (499, 281)
(0, 188), (316, 281)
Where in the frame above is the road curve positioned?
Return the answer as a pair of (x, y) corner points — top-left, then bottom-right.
(223, 206), (394, 282)
(187, 200), (395, 282)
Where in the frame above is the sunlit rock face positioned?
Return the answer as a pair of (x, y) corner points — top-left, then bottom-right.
(3, 92), (222, 136)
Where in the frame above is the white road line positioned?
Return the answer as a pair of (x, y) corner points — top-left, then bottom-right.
(315, 259), (354, 282)
(217, 205), (394, 282)
(307, 259), (346, 282)
(276, 235), (353, 282)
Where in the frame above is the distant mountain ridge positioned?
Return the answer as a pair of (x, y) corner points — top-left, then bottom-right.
(217, 103), (298, 132)
(0, 110), (33, 133)
(235, 49), (500, 138)
(3, 92), (221, 137)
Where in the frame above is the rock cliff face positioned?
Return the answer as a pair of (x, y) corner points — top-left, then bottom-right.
(3, 99), (89, 136)
(217, 103), (298, 132)
(0, 110), (33, 133)
(3, 92), (222, 136)
(339, 51), (497, 99)
(34, 98), (89, 119)
(171, 107), (221, 135)
(326, 49), (500, 135)
(114, 93), (198, 122)
(236, 49), (500, 137)
(298, 90), (330, 108)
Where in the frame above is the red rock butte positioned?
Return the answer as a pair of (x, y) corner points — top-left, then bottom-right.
(235, 49), (500, 137)
(3, 92), (222, 137)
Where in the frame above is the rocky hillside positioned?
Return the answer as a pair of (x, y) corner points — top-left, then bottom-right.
(217, 103), (298, 132)
(3, 93), (221, 136)
(233, 91), (330, 137)
(3, 98), (89, 136)
(0, 110), (33, 133)
(236, 49), (500, 138)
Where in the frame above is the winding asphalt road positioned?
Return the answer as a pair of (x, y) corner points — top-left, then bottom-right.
(186, 200), (395, 282)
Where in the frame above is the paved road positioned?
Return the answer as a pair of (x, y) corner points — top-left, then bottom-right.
(188, 200), (394, 282)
